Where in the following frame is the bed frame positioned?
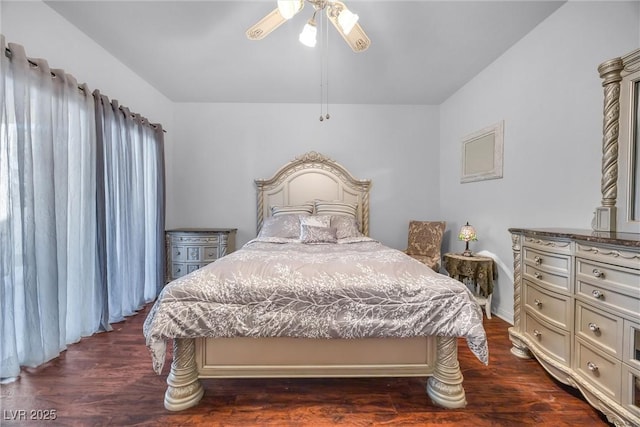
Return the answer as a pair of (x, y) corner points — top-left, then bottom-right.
(163, 151), (467, 411)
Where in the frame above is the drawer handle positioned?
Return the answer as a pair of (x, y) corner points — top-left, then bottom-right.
(534, 256), (542, 265)
(534, 272), (542, 280)
(592, 268), (604, 278)
(176, 268), (181, 273)
(207, 252), (215, 258)
(534, 299), (542, 308)
(586, 361), (599, 372)
(176, 250), (181, 256)
(591, 289), (604, 299)
(588, 322), (600, 333)
(533, 329), (542, 338)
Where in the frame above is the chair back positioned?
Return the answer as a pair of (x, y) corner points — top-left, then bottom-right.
(406, 221), (446, 270)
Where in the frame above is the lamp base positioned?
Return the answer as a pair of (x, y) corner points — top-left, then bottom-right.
(462, 249), (473, 257)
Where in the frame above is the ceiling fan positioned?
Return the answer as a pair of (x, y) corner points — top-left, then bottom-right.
(246, 0), (370, 53)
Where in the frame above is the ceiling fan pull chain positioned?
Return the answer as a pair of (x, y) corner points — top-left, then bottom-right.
(325, 12), (330, 121)
(319, 9), (325, 121)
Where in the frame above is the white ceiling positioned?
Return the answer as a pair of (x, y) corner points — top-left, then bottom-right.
(44, 0), (565, 105)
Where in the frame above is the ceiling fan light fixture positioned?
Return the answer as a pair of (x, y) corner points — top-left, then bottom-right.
(299, 19), (317, 47)
(277, 0), (303, 19)
(337, 8), (358, 35)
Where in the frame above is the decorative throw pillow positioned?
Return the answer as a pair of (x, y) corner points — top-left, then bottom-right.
(270, 202), (314, 217)
(331, 215), (363, 239)
(300, 224), (338, 244)
(258, 214), (302, 239)
(314, 200), (358, 218)
(299, 214), (331, 228)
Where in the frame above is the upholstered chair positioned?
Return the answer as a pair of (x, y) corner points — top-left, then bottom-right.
(404, 221), (446, 271)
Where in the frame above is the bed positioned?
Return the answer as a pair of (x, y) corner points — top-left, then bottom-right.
(143, 151), (488, 411)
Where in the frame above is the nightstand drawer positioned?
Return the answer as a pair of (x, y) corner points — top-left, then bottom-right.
(575, 338), (622, 402)
(524, 312), (571, 366)
(524, 280), (570, 329)
(172, 245), (187, 261)
(575, 300), (623, 358)
(172, 262), (187, 279)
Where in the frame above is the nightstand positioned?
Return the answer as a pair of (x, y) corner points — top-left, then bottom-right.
(165, 228), (237, 282)
(443, 252), (497, 318)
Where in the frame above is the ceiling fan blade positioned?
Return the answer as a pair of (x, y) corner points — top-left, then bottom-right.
(246, 8), (287, 41)
(326, 4), (371, 52)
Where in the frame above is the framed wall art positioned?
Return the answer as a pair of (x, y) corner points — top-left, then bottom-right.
(460, 121), (504, 183)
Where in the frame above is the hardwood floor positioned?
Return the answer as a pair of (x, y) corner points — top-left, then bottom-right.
(1, 305), (611, 426)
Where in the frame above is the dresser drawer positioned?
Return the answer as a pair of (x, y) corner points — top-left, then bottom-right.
(524, 247), (571, 276)
(575, 300), (623, 358)
(524, 312), (571, 366)
(523, 236), (571, 255)
(577, 258), (639, 294)
(623, 319), (640, 368)
(576, 260), (640, 318)
(576, 242), (640, 271)
(621, 363), (640, 419)
(575, 338), (622, 402)
(524, 280), (571, 329)
(524, 264), (571, 292)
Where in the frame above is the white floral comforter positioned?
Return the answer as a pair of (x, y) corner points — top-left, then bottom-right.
(143, 237), (488, 374)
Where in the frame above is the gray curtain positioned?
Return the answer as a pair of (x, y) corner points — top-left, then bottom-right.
(1, 35), (165, 381)
(94, 93), (165, 323)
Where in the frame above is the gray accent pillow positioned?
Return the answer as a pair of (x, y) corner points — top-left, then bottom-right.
(331, 215), (363, 239)
(258, 214), (302, 239)
(300, 224), (338, 244)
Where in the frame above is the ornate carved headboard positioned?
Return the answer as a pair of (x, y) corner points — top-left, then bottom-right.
(255, 151), (372, 236)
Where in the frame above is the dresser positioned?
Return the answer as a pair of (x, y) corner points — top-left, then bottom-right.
(508, 228), (640, 427)
(165, 228), (237, 282)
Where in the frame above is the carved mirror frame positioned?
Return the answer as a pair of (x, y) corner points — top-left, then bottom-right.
(593, 48), (640, 233)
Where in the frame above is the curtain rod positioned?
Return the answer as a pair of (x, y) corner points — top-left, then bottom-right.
(4, 46), (166, 133)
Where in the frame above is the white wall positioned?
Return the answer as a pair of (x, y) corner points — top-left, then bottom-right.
(0, 0), (176, 221)
(172, 103), (440, 248)
(439, 1), (640, 322)
(5, 0), (638, 323)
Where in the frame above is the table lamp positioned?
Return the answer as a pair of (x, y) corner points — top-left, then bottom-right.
(458, 222), (477, 257)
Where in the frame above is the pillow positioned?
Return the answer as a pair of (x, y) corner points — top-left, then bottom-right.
(271, 202), (314, 217)
(299, 214), (331, 228)
(314, 200), (358, 218)
(300, 224), (338, 244)
(331, 215), (363, 239)
(258, 214), (302, 239)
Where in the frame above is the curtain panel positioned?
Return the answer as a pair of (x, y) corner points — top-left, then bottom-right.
(94, 93), (166, 323)
(0, 35), (165, 381)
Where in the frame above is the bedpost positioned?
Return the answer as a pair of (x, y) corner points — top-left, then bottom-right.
(164, 338), (204, 411)
(426, 336), (467, 408)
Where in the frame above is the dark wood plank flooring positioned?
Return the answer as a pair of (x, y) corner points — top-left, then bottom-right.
(1, 304), (612, 426)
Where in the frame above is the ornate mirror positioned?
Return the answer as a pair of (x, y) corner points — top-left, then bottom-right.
(593, 48), (640, 233)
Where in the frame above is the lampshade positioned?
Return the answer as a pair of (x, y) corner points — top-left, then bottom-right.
(337, 8), (359, 35)
(277, 0), (303, 20)
(299, 20), (317, 47)
(458, 222), (477, 242)
(458, 222), (477, 256)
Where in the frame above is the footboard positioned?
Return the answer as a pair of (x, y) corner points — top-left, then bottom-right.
(163, 336), (466, 411)
(197, 336), (436, 378)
